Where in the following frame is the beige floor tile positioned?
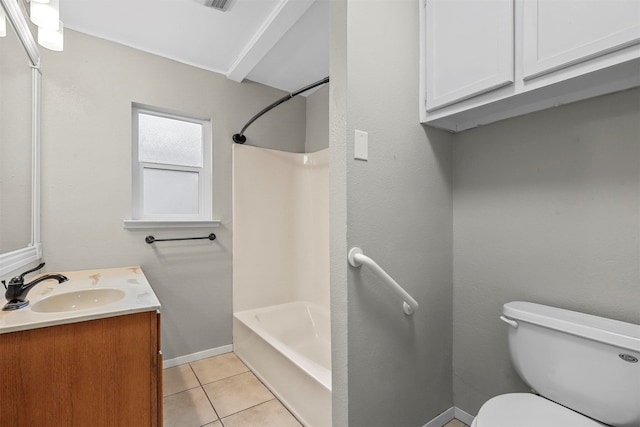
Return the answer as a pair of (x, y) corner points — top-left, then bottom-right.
(221, 399), (302, 427)
(202, 422), (223, 427)
(203, 371), (274, 418)
(190, 352), (249, 385)
(163, 387), (218, 427)
(163, 364), (200, 397)
(443, 420), (467, 427)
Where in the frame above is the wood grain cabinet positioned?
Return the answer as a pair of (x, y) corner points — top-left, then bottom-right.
(0, 311), (162, 427)
(420, 0), (640, 131)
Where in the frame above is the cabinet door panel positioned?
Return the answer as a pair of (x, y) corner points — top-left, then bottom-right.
(523, 0), (640, 80)
(0, 312), (157, 427)
(426, 0), (514, 111)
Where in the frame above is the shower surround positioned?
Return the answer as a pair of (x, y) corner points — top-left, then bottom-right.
(233, 144), (330, 426)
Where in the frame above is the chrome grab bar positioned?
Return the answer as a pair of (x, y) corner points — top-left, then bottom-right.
(348, 247), (419, 315)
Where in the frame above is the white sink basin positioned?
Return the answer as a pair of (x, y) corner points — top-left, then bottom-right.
(31, 288), (126, 313)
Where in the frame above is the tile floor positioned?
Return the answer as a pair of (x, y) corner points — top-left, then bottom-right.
(163, 351), (470, 427)
(163, 352), (302, 427)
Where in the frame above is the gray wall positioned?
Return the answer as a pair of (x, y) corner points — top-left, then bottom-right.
(452, 88), (640, 414)
(331, 1), (454, 426)
(37, 29), (306, 360)
(0, 26), (32, 254)
(305, 85), (329, 153)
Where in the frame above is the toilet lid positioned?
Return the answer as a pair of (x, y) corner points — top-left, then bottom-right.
(475, 394), (605, 427)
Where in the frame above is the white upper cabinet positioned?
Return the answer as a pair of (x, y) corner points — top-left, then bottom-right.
(426, 0), (514, 111)
(420, 0), (640, 132)
(523, 0), (640, 80)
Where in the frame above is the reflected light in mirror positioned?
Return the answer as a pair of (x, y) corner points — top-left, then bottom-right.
(38, 20), (63, 51)
(30, 0), (58, 29)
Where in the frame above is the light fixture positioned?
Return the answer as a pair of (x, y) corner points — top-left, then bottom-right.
(0, 7), (6, 37)
(30, 0), (59, 30)
(37, 19), (63, 51)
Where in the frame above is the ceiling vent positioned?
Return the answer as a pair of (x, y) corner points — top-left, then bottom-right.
(194, 0), (231, 12)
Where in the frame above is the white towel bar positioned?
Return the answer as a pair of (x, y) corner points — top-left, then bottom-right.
(348, 247), (419, 315)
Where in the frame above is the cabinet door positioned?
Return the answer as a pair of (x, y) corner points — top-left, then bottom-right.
(0, 312), (158, 427)
(523, 0), (640, 80)
(426, 0), (514, 111)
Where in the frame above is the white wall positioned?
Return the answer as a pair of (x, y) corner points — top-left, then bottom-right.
(452, 88), (640, 414)
(331, 1), (454, 425)
(233, 145), (329, 313)
(298, 149), (330, 307)
(234, 81), (330, 314)
(36, 29), (306, 360)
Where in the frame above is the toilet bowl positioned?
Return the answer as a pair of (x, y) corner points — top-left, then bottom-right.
(471, 302), (640, 427)
(470, 393), (605, 427)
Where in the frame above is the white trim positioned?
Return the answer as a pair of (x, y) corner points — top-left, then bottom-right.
(32, 68), (41, 251)
(0, 1), (42, 278)
(418, 0), (427, 123)
(0, 244), (42, 277)
(226, 0), (315, 82)
(162, 344), (233, 368)
(422, 406), (475, 427)
(423, 407), (454, 427)
(454, 407), (475, 425)
(131, 105), (213, 222)
(0, 0), (40, 69)
(122, 220), (220, 229)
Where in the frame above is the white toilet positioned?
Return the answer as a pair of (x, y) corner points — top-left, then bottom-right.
(471, 301), (640, 427)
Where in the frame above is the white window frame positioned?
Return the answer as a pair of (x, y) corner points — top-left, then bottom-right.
(124, 104), (216, 229)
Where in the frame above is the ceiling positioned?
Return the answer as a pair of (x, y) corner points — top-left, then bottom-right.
(60, 0), (329, 94)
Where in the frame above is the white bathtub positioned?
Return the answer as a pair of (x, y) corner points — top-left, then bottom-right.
(233, 301), (331, 427)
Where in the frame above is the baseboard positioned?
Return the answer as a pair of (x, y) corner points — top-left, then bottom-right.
(423, 406), (475, 427)
(454, 407), (475, 425)
(163, 344), (233, 368)
(423, 407), (454, 427)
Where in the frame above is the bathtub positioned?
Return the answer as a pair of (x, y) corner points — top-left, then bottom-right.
(233, 301), (331, 427)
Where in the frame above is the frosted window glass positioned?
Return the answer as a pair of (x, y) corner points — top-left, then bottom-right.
(138, 113), (203, 167)
(143, 168), (199, 215)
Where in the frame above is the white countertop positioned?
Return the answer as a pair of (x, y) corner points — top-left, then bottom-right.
(0, 266), (161, 334)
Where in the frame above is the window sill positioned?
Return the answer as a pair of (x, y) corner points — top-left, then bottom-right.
(122, 220), (221, 229)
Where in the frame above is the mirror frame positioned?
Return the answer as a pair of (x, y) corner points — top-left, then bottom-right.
(0, 0), (41, 276)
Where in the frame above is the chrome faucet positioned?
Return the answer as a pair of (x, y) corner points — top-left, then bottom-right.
(2, 263), (68, 310)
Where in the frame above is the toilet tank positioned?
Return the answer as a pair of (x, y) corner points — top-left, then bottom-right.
(502, 301), (640, 427)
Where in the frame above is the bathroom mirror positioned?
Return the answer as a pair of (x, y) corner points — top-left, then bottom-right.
(0, 0), (41, 276)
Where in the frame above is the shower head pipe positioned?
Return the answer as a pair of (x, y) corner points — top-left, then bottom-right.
(232, 76), (330, 144)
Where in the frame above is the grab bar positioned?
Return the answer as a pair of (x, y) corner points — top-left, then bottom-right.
(145, 233), (216, 244)
(348, 247), (419, 315)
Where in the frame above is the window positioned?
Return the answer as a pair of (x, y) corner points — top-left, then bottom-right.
(126, 105), (213, 227)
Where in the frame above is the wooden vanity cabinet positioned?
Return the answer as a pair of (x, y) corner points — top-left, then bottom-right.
(0, 311), (162, 426)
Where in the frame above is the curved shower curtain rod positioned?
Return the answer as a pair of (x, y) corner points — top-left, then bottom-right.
(232, 76), (330, 144)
